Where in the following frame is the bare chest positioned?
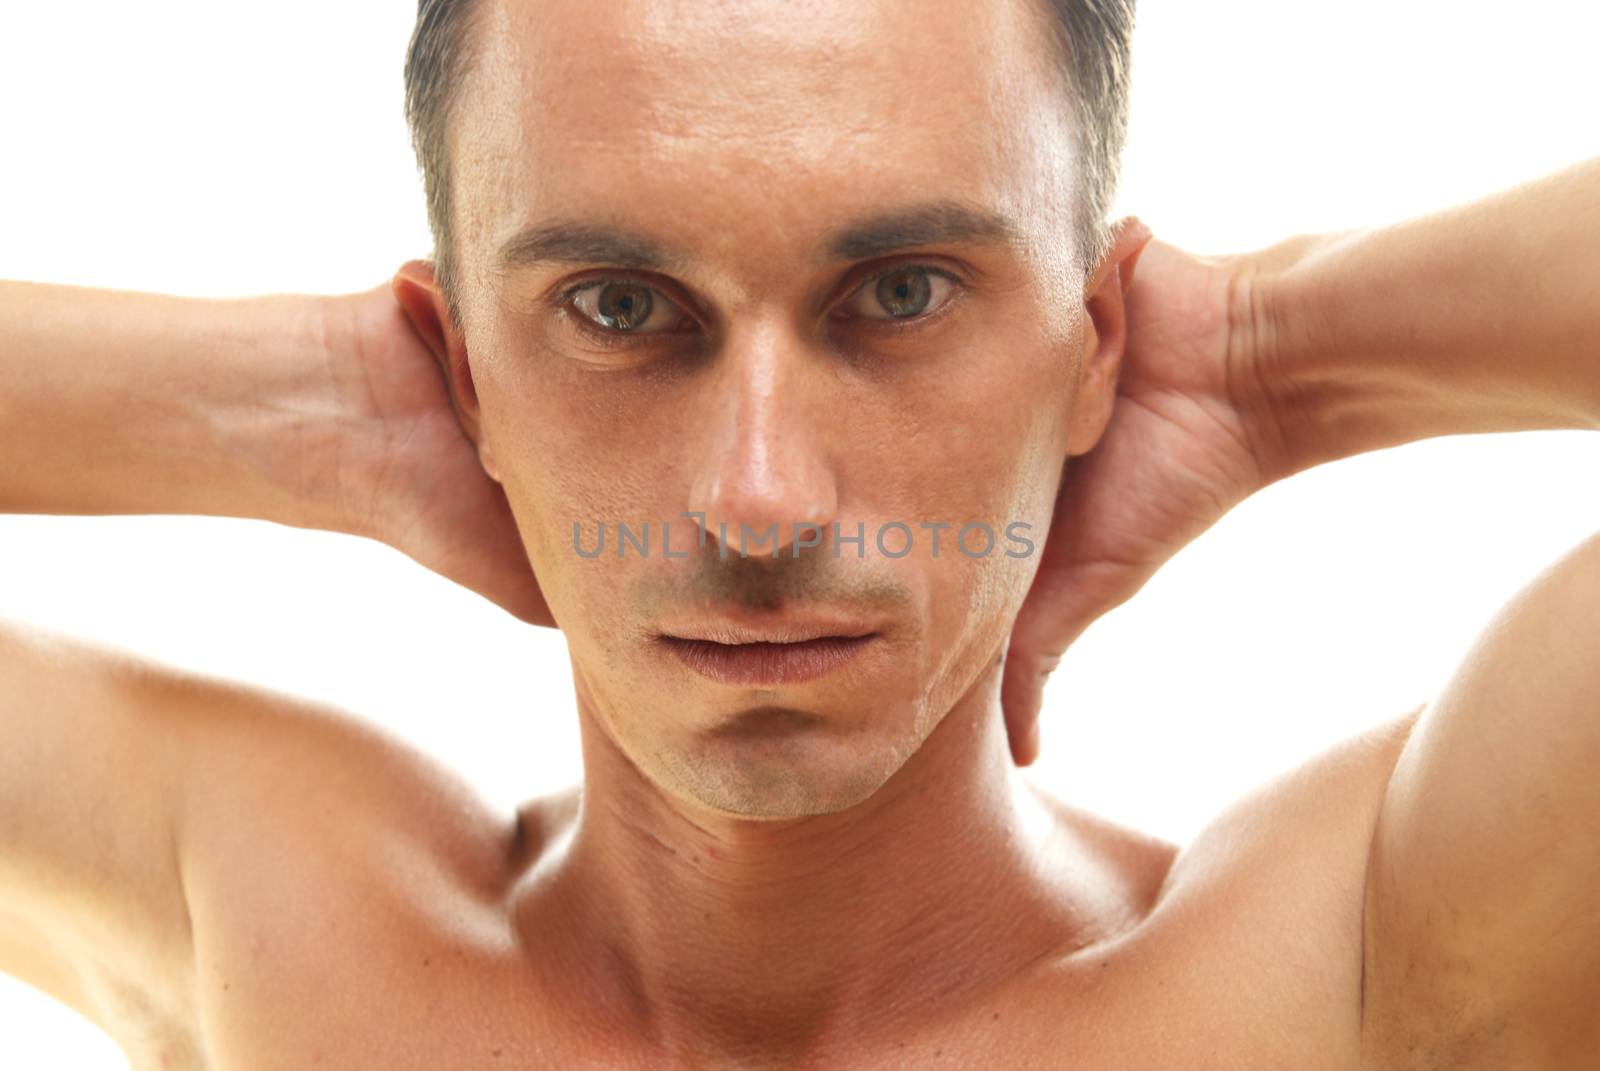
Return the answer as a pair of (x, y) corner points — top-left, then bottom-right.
(148, 858), (1369, 1071)
(147, 723), (1420, 1070)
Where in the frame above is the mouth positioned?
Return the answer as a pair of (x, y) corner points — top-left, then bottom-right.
(656, 633), (879, 686)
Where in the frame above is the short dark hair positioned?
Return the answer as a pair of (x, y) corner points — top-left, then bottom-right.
(404, 0), (1137, 324)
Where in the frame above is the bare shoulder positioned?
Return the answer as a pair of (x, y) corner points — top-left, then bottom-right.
(972, 712), (1430, 1068)
(1111, 708), (1422, 1064)
(1022, 708), (1423, 934)
(1360, 530), (1600, 1065)
(169, 668), (520, 904)
(0, 620), (524, 1067)
(1157, 707), (1422, 904)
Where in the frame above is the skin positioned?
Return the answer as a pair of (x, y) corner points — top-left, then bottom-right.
(393, 0), (1155, 1058)
(3, 0), (1599, 1065)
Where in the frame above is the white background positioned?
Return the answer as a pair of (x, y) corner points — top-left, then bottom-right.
(3, 0), (1599, 1064)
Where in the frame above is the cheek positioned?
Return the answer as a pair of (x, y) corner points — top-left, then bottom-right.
(905, 383), (1066, 660)
(475, 345), (646, 529)
(929, 520), (1046, 623)
(896, 381), (1067, 551)
(901, 539), (1037, 725)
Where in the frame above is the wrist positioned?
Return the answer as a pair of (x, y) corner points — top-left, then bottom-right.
(1232, 227), (1415, 481)
(1238, 198), (1600, 483)
(1220, 232), (1339, 486)
(193, 291), (367, 536)
(270, 289), (387, 540)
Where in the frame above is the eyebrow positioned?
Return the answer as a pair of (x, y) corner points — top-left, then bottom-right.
(492, 199), (1024, 275)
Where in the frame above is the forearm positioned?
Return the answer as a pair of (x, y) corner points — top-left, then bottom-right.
(0, 281), (351, 530)
(1250, 156), (1600, 479)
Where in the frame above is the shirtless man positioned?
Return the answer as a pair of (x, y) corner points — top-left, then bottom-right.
(2, 0), (1597, 1066)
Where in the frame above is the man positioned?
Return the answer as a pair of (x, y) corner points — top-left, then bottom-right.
(1, 0), (1596, 1067)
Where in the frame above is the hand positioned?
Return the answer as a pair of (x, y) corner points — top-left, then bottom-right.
(325, 280), (555, 627)
(1000, 236), (1294, 766)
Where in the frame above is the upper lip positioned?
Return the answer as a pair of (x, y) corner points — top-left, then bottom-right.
(660, 613), (878, 646)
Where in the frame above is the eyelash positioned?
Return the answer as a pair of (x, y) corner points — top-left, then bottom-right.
(555, 263), (963, 349)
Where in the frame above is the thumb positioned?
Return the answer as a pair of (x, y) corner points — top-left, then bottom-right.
(999, 558), (1136, 766)
(1000, 641), (1060, 768)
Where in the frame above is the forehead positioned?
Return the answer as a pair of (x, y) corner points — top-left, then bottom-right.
(452, 0), (1077, 286)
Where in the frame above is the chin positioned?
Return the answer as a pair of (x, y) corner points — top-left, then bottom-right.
(661, 721), (912, 820)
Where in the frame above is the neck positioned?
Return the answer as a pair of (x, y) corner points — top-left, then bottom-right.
(514, 655), (1116, 1064)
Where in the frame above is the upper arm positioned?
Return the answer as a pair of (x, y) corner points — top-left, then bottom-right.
(1362, 530), (1600, 1063)
(0, 617), (199, 1036)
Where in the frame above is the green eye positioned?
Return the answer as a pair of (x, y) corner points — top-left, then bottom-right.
(843, 265), (958, 323)
(566, 278), (688, 335)
(593, 282), (652, 330)
(875, 268), (933, 318)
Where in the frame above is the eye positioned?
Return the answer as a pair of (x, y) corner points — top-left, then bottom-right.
(562, 277), (692, 337)
(839, 265), (960, 323)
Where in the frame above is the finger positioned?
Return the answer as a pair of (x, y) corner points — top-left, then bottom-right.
(448, 488), (558, 627)
(389, 464), (559, 629)
(441, 538), (556, 627)
(1000, 556), (1143, 766)
(999, 586), (1094, 767)
(1001, 640), (1061, 767)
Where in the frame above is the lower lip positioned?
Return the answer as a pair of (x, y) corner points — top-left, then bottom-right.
(660, 634), (877, 686)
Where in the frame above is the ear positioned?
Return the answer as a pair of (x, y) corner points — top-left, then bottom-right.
(1066, 215), (1154, 457)
(390, 259), (502, 482)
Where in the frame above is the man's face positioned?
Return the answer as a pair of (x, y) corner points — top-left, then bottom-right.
(450, 0), (1108, 817)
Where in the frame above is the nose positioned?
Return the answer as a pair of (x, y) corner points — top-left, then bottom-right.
(684, 320), (839, 559)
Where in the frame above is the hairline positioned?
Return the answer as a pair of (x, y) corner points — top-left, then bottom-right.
(411, 0), (1119, 324)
